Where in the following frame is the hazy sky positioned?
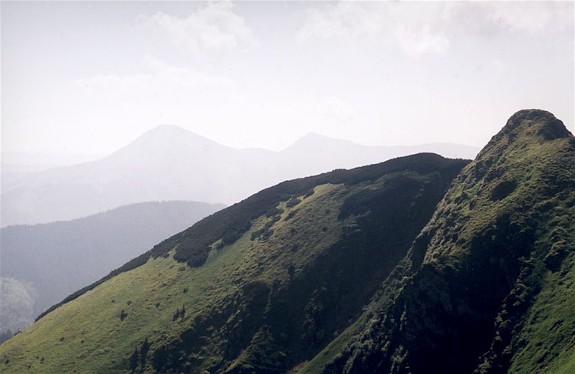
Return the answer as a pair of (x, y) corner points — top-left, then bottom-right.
(2, 1), (574, 156)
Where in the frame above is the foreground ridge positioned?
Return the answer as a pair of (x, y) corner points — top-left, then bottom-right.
(0, 153), (466, 372)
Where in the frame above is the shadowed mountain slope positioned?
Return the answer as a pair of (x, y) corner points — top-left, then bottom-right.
(307, 109), (575, 373)
(0, 153), (467, 373)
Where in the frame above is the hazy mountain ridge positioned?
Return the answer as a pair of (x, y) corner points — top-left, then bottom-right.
(1, 128), (478, 227)
(1, 110), (573, 374)
(0, 200), (223, 335)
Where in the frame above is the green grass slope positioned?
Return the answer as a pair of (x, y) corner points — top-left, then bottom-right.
(0, 153), (467, 373)
(310, 109), (575, 373)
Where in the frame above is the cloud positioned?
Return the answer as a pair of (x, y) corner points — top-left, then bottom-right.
(298, 1), (573, 56)
(314, 96), (355, 125)
(48, 56), (240, 152)
(75, 56), (232, 93)
(298, 1), (450, 56)
(483, 1), (573, 35)
(138, 0), (255, 54)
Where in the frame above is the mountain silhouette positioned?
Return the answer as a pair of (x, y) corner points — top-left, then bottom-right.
(1, 126), (477, 226)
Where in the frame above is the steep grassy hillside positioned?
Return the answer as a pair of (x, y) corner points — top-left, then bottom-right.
(0, 154), (466, 373)
(309, 110), (575, 373)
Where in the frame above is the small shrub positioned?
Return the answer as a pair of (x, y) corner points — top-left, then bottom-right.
(266, 207), (283, 217)
(287, 263), (295, 278)
(140, 338), (150, 371)
(251, 216), (281, 241)
(286, 197), (301, 208)
(490, 180), (517, 201)
(172, 305), (186, 322)
(129, 347), (139, 373)
(285, 210), (298, 221)
(304, 189), (315, 198)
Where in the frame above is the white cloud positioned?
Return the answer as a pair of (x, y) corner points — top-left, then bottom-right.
(313, 96), (355, 125)
(393, 25), (450, 57)
(483, 1), (573, 34)
(70, 56), (235, 127)
(40, 57), (240, 153)
(298, 1), (573, 56)
(137, 0), (255, 54)
(298, 2), (374, 40)
(75, 56), (232, 92)
(298, 1), (451, 56)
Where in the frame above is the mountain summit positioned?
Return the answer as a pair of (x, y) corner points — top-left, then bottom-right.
(1, 110), (573, 374)
(111, 125), (231, 160)
(315, 109), (575, 373)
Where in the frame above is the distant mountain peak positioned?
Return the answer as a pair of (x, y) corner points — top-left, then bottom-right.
(286, 132), (360, 152)
(299, 131), (328, 140)
(151, 124), (186, 131)
(140, 124), (213, 142)
(291, 132), (332, 145)
(109, 124), (231, 160)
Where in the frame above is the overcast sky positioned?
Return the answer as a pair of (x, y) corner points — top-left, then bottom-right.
(2, 1), (574, 156)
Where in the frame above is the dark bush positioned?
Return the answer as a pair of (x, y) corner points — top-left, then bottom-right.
(286, 197), (301, 208)
(491, 180), (517, 201)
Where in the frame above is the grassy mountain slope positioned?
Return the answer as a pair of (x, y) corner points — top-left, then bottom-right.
(306, 109), (575, 373)
(0, 154), (467, 373)
(0, 201), (224, 334)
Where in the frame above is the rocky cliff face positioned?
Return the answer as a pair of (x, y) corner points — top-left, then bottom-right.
(319, 110), (575, 373)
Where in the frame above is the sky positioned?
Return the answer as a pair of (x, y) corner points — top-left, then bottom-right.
(1, 0), (574, 157)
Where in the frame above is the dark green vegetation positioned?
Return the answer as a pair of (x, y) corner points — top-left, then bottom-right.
(310, 109), (575, 373)
(1, 110), (574, 373)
